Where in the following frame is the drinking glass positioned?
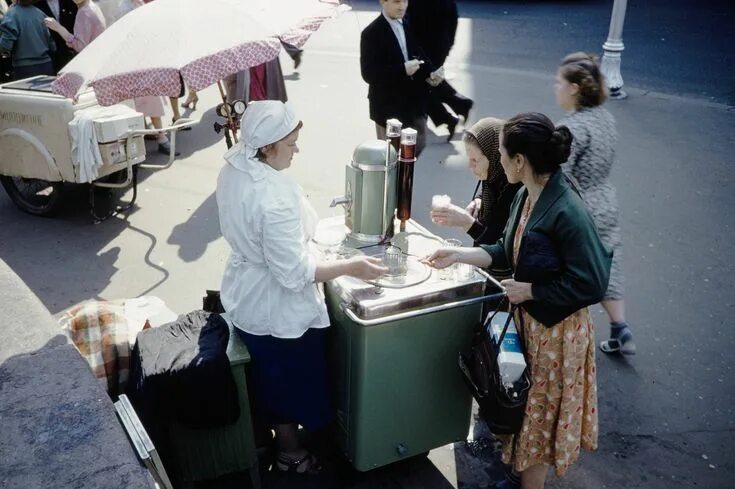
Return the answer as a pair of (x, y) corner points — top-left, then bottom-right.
(313, 229), (346, 260)
(431, 194), (451, 223)
(383, 245), (408, 276)
(456, 262), (474, 281)
(438, 238), (462, 280)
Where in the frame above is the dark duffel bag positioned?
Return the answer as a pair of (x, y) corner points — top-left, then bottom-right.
(458, 304), (531, 435)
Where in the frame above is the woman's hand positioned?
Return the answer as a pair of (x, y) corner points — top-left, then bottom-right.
(466, 198), (481, 218)
(424, 246), (492, 269)
(44, 17), (70, 40)
(500, 279), (534, 304)
(422, 247), (462, 269)
(431, 203), (475, 231)
(43, 17), (61, 33)
(346, 256), (388, 281)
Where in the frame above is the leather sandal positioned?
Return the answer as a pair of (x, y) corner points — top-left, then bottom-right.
(600, 326), (636, 355)
(275, 451), (322, 475)
(181, 92), (199, 110)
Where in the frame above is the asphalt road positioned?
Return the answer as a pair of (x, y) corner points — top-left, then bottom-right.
(454, 0), (735, 105)
(1, 1), (734, 488)
(349, 0), (735, 105)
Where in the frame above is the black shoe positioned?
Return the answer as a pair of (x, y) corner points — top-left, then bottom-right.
(456, 99), (474, 122)
(293, 50), (303, 70)
(494, 479), (521, 489)
(158, 140), (180, 156)
(446, 115), (459, 143)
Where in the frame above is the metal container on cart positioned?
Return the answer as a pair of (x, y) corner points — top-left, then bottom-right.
(318, 216), (503, 471)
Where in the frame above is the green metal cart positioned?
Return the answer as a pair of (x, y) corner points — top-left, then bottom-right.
(322, 217), (503, 471)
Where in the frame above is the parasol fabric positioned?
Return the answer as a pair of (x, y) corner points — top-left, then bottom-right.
(52, 0), (347, 106)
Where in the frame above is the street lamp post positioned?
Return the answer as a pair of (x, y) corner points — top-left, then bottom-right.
(600, 0), (628, 99)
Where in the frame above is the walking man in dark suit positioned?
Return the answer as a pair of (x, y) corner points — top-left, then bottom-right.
(406, 0), (473, 142)
(360, 0), (439, 156)
(35, 0), (76, 73)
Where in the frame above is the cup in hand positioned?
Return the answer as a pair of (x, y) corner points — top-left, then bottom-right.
(431, 194), (451, 223)
(438, 238), (462, 280)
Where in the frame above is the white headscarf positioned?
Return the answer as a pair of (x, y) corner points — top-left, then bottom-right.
(241, 100), (300, 160)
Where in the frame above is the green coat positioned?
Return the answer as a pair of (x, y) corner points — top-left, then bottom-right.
(480, 169), (612, 327)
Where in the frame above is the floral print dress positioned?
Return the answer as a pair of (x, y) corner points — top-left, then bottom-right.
(499, 197), (599, 477)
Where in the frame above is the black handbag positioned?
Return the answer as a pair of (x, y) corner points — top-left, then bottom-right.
(458, 303), (531, 435)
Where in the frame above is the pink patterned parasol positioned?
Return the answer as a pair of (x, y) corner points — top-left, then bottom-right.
(52, 0), (348, 106)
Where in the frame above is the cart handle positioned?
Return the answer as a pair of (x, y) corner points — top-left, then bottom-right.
(137, 118), (197, 171)
(340, 291), (506, 327)
(92, 119), (198, 189)
(473, 267), (505, 292)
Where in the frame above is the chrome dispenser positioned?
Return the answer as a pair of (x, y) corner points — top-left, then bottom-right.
(330, 140), (398, 243)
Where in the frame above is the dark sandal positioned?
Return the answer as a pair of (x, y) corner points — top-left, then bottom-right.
(275, 452), (322, 475)
(600, 326), (636, 355)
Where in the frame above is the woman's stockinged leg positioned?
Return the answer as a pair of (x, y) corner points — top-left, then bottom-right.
(520, 463), (549, 489)
(602, 298), (625, 324)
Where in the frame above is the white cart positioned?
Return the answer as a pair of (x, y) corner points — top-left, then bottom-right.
(0, 76), (194, 221)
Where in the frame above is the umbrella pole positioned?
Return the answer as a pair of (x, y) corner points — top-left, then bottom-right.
(217, 80), (238, 144)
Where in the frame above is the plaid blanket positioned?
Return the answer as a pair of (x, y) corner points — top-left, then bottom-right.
(59, 300), (136, 396)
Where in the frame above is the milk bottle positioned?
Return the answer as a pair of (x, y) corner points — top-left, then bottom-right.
(486, 312), (527, 387)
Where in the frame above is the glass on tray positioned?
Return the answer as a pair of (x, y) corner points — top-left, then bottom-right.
(383, 245), (408, 276)
(312, 228), (346, 260)
(438, 238), (462, 280)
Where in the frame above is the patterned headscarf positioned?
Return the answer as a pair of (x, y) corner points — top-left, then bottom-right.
(465, 117), (504, 183)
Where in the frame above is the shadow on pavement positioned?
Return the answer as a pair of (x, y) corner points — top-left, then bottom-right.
(167, 192), (221, 263)
(0, 198), (171, 313)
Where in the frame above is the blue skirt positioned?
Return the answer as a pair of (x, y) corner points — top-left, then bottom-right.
(235, 327), (332, 431)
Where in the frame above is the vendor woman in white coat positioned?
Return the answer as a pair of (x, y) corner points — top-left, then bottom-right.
(216, 100), (386, 475)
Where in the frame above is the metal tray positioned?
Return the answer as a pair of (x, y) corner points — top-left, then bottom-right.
(318, 216), (499, 322)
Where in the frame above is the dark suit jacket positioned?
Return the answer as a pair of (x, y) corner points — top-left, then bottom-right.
(405, 0), (458, 67)
(360, 14), (434, 125)
(35, 0), (76, 72)
(480, 169), (612, 327)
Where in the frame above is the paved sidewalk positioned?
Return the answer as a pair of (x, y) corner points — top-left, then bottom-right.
(1, 5), (734, 489)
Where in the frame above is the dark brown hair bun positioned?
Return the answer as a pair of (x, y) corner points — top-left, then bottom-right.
(502, 113), (573, 174)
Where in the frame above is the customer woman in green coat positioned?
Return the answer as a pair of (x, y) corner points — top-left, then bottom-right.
(425, 112), (611, 489)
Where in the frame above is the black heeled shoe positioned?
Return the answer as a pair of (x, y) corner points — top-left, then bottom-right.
(456, 99), (474, 122)
(293, 50), (303, 69)
(446, 114), (459, 143)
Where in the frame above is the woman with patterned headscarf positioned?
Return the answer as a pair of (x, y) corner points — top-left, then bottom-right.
(431, 117), (522, 274)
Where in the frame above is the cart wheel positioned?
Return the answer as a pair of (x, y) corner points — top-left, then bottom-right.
(0, 176), (64, 216)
